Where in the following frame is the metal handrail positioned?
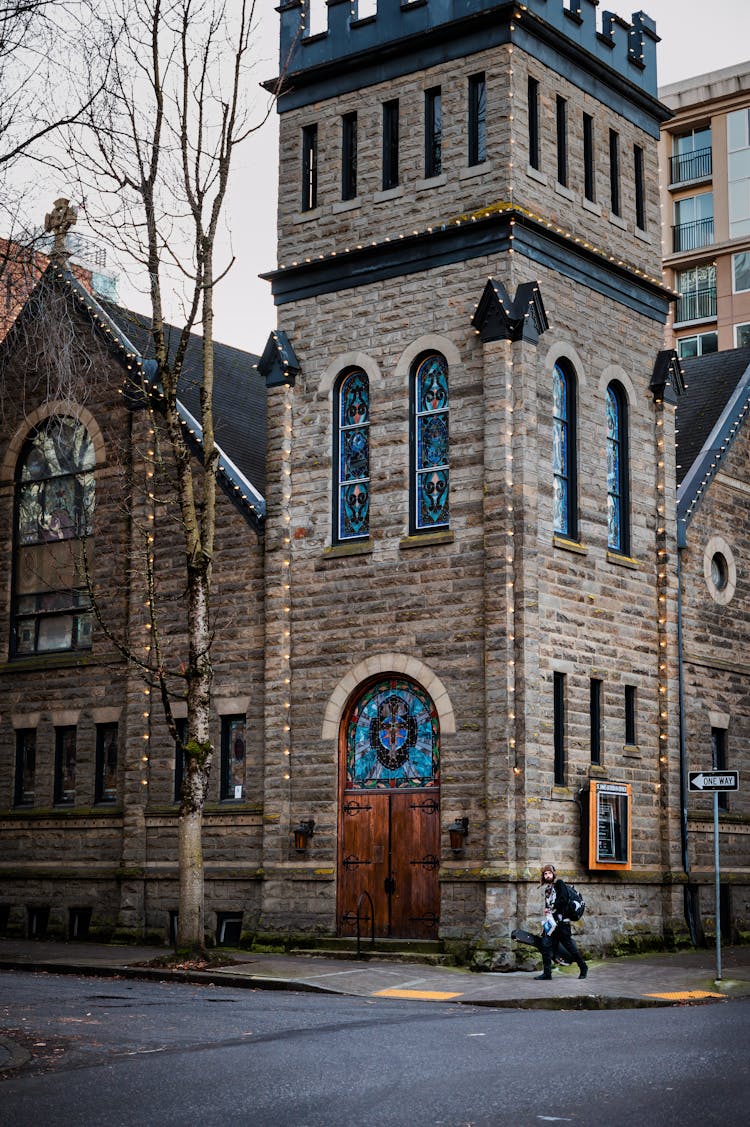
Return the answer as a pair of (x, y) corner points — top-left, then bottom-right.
(354, 890), (375, 958)
(672, 217), (714, 253)
(675, 287), (717, 324)
(670, 146), (712, 185)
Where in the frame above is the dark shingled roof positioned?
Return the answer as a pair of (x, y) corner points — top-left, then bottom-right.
(676, 347), (750, 487)
(104, 305), (266, 500)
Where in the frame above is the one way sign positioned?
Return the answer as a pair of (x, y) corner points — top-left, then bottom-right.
(688, 771), (739, 792)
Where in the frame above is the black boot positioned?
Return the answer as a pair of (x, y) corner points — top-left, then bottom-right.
(535, 971), (552, 980)
(578, 961), (588, 980)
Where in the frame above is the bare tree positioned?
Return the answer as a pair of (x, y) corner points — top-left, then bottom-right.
(67, 0), (291, 955)
(0, 2), (101, 171)
(0, 3), (108, 344)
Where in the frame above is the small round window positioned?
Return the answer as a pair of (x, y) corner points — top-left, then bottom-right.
(711, 552), (728, 591)
(703, 537), (736, 605)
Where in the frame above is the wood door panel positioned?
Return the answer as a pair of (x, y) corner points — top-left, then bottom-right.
(390, 794), (440, 939)
(339, 795), (389, 936)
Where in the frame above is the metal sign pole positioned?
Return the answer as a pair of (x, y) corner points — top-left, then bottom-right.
(713, 790), (721, 982)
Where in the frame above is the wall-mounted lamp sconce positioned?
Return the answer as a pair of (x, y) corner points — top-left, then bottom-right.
(448, 816), (469, 853)
(293, 818), (315, 853)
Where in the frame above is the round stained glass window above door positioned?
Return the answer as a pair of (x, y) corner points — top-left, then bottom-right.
(345, 677), (439, 790)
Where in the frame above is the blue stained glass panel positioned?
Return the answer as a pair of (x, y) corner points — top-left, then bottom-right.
(552, 363), (571, 535)
(337, 369), (370, 541)
(418, 357), (449, 413)
(341, 426), (369, 482)
(418, 468), (449, 527)
(553, 473), (567, 533)
(417, 413), (448, 469)
(346, 678), (439, 790)
(415, 354), (449, 530)
(342, 370), (369, 427)
(607, 441), (619, 492)
(606, 385), (623, 550)
(608, 492), (620, 549)
(553, 365), (566, 418)
(341, 481), (370, 538)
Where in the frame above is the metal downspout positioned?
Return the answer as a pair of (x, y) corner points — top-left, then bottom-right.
(677, 546), (689, 877)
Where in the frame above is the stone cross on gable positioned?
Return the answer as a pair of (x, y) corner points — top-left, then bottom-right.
(44, 197), (78, 265)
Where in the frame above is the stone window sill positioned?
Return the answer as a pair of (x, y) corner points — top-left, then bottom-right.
(323, 539), (374, 559)
(608, 212), (627, 230)
(294, 207), (322, 225)
(332, 197), (360, 214)
(607, 550), (640, 570)
(526, 164), (546, 185)
(459, 162), (492, 181)
(400, 530), (454, 549)
(553, 534), (587, 555)
(416, 173), (447, 192)
(374, 185), (404, 204)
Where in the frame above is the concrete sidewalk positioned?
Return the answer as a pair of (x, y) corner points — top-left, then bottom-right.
(2, 938), (750, 1009)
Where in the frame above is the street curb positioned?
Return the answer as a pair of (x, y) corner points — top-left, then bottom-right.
(0, 959), (333, 994)
(0, 957), (735, 1009)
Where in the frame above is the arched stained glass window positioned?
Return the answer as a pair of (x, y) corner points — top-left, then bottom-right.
(346, 677), (439, 791)
(552, 360), (577, 538)
(606, 382), (629, 553)
(13, 416), (95, 655)
(335, 368), (370, 542)
(412, 353), (449, 531)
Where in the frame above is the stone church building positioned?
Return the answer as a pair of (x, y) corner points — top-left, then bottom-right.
(0, 0), (747, 961)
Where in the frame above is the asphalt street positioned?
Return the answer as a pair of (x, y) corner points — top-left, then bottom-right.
(2, 970), (749, 1126)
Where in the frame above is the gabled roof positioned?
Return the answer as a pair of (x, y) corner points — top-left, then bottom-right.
(103, 304), (266, 512)
(3, 264), (266, 525)
(676, 346), (750, 542)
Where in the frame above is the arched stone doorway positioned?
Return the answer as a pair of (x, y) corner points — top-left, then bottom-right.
(337, 675), (440, 939)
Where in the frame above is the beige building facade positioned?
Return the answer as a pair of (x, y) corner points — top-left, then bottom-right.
(659, 60), (750, 358)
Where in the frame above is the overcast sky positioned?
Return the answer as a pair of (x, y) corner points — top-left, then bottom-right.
(129, 1), (750, 353)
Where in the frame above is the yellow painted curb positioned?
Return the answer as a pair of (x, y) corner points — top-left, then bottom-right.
(374, 988), (462, 1001)
(645, 990), (724, 1000)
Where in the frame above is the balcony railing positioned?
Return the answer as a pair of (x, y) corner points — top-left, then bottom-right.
(675, 287), (717, 324)
(672, 217), (714, 253)
(669, 146), (712, 185)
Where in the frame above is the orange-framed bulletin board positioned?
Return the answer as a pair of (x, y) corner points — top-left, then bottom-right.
(582, 781), (632, 871)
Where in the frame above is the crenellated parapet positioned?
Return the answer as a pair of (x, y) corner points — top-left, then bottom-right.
(278, 1), (659, 97)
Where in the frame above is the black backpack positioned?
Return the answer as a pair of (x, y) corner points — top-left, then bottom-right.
(559, 881), (586, 921)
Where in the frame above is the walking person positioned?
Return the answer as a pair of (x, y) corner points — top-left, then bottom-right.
(536, 863), (588, 980)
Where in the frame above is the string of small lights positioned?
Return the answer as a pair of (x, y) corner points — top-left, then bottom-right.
(281, 385), (294, 783)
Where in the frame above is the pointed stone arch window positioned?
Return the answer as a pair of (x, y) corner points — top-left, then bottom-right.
(411, 352), (449, 533)
(334, 368), (370, 542)
(12, 415), (95, 656)
(552, 360), (578, 539)
(606, 381), (630, 553)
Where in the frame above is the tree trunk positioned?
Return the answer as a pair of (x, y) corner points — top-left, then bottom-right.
(176, 568), (213, 953)
(177, 807), (205, 951)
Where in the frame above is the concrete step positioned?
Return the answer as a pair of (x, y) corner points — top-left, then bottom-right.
(288, 937), (455, 965)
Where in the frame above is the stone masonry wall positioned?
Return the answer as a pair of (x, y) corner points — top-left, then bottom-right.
(276, 43), (663, 285)
(267, 9), (680, 950)
(0, 304), (266, 943)
(679, 426), (750, 939)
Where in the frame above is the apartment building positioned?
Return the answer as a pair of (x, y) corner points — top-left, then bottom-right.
(660, 61), (750, 358)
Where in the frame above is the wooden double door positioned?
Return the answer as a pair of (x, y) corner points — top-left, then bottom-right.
(338, 790), (440, 940)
